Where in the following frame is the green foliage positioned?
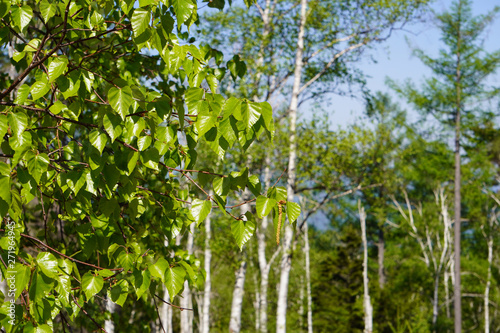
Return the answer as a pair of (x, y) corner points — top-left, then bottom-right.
(0, 0), (277, 331)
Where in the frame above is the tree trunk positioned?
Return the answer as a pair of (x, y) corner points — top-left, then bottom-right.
(180, 223), (195, 333)
(432, 273), (440, 327)
(105, 299), (116, 333)
(252, 0), (272, 101)
(201, 200), (213, 333)
(229, 197), (251, 332)
(304, 221), (313, 333)
(484, 236), (492, 333)
(378, 228), (385, 289)
(445, 269), (451, 319)
(258, 155), (272, 333)
(277, 0), (308, 331)
(253, 267), (261, 332)
(484, 209), (495, 333)
(229, 261), (247, 333)
(359, 203), (373, 333)
(453, 4), (463, 333)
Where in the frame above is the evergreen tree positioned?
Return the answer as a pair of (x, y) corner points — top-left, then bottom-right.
(390, 1), (500, 330)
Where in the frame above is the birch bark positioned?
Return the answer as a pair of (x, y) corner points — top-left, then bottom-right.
(201, 196), (213, 333)
(303, 220), (313, 333)
(229, 261), (247, 332)
(229, 195), (252, 332)
(180, 223), (195, 333)
(483, 208), (497, 333)
(276, 0), (308, 331)
(105, 299), (116, 333)
(359, 202), (373, 333)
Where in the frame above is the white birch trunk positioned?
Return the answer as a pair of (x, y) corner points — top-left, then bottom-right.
(253, 264), (261, 332)
(105, 299), (116, 333)
(359, 203), (373, 333)
(201, 200), (213, 333)
(304, 220), (313, 333)
(229, 261), (247, 333)
(252, 0), (272, 102)
(483, 208), (496, 333)
(277, 0), (308, 331)
(484, 236), (492, 333)
(229, 196), (251, 332)
(180, 223), (195, 333)
(444, 269), (451, 319)
(257, 155), (272, 333)
(432, 274), (440, 326)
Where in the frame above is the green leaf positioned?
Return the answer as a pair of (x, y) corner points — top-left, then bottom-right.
(26, 152), (49, 184)
(231, 212), (256, 250)
(127, 151), (139, 174)
(149, 258), (169, 283)
(36, 252), (59, 279)
(108, 86), (133, 120)
(185, 87), (204, 113)
(286, 201), (301, 224)
(165, 266), (186, 298)
(31, 81), (50, 100)
(247, 175), (261, 197)
(8, 111), (28, 138)
(256, 196), (276, 218)
(48, 56), (68, 83)
(0, 1), (11, 19)
(81, 272), (104, 300)
(260, 101), (274, 138)
(56, 274), (71, 306)
(194, 113), (216, 138)
(222, 97), (241, 119)
(29, 270), (54, 302)
(0, 176), (11, 214)
(40, 0), (57, 22)
(133, 269), (151, 299)
(89, 130), (107, 154)
(137, 136), (152, 151)
(49, 101), (67, 115)
(131, 8), (150, 36)
(108, 279), (129, 306)
(97, 269), (115, 277)
(0, 114), (8, 142)
(13, 263), (30, 300)
(117, 252), (135, 271)
(14, 84), (30, 105)
(190, 199), (211, 226)
(103, 112), (123, 142)
(269, 186), (287, 202)
(11, 5), (33, 31)
(120, 0), (135, 15)
(172, 0), (195, 26)
(12, 51), (25, 62)
(242, 102), (261, 130)
(24, 38), (40, 52)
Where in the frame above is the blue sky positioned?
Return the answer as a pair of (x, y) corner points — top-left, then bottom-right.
(327, 0), (500, 128)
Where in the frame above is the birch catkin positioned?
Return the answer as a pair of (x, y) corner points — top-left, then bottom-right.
(276, 200), (287, 245)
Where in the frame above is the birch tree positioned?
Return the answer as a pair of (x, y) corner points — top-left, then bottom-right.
(390, 186), (453, 328)
(201, 199), (214, 333)
(358, 202), (373, 333)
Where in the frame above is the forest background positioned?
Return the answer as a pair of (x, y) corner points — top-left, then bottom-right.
(0, 0), (500, 333)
